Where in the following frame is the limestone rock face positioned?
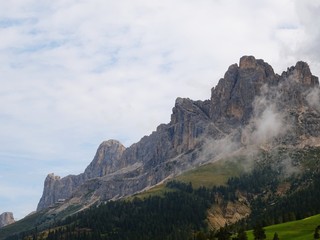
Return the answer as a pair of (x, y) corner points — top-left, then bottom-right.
(37, 56), (320, 212)
(0, 212), (15, 228)
(170, 97), (210, 153)
(84, 140), (126, 179)
(37, 140), (125, 211)
(283, 61), (319, 86)
(210, 56), (277, 125)
(207, 199), (251, 229)
(37, 172), (84, 211)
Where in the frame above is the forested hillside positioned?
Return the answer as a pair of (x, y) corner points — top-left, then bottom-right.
(4, 147), (320, 240)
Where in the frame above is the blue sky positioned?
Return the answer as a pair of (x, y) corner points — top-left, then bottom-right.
(0, 0), (320, 220)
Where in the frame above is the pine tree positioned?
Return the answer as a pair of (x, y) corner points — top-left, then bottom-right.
(253, 224), (266, 240)
(216, 228), (231, 240)
(273, 232), (279, 240)
(314, 226), (320, 239)
(237, 228), (248, 240)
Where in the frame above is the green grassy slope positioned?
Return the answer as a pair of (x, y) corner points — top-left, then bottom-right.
(247, 214), (320, 240)
(130, 183), (170, 199)
(132, 157), (247, 199)
(176, 157), (247, 188)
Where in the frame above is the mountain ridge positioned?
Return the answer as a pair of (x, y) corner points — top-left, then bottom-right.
(36, 55), (320, 213)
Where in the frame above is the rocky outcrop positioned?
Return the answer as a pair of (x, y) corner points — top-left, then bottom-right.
(0, 212), (15, 228)
(37, 140), (125, 210)
(207, 199), (251, 230)
(37, 173), (83, 211)
(84, 140), (126, 179)
(210, 56), (277, 125)
(37, 56), (320, 212)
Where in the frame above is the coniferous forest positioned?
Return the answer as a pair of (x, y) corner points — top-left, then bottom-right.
(5, 149), (320, 240)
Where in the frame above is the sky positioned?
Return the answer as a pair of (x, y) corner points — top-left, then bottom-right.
(0, 0), (320, 220)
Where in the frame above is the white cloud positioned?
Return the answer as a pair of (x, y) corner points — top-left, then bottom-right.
(0, 0), (319, 219)
(279, 0), (320, 76)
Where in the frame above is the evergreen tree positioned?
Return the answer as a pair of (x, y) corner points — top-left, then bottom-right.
(237, 228), (248, 240)
(216, 228), (231, 240)
(314, 226), (320, 239)
(273, 232), (279, 240)
(195, 231), (206, 240)
(253, 224), (266, 240)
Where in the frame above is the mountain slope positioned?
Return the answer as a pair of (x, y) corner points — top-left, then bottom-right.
(5, 153), (320, 240)
(36, 55), (320, 215)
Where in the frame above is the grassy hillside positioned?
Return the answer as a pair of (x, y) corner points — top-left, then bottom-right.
(176, 157), (247, 188)
(247, 214), (320, 240)
(133, 156), (247, 199)
(130, 183), (169, 199)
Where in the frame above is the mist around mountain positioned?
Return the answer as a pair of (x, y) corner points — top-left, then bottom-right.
(1, 56), (320, 239)
(36, 56), (320, 212)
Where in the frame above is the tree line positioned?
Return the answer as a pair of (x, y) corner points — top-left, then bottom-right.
(6, 148), (320, 240)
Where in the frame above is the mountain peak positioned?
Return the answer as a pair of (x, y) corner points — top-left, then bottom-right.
(36, 56), (320, 213)
(283, 61), (319, 86)
(239, 55), (257, 69)
(0, 212), (15, 228)
(99, 139), (124, 148)
(46, 173), (61, 181)
(84, 139), (126, 179)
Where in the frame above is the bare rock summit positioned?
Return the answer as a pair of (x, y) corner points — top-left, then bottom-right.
(0, 212), (15, 228)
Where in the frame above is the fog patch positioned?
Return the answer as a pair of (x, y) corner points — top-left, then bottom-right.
(280, 157), (300, 177)
(200, 134), (241, 164)
(242, 94), (289, 147)
(252, 105), (287, 144)
(198, 87), (291, 166)
(196, 78), (311, 175)
(306, 87), (320, 111)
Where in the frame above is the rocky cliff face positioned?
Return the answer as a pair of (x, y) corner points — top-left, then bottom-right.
(0, 212), (15, 228)
(37, 140), (125, 210)
(37, 56), (320, 211)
